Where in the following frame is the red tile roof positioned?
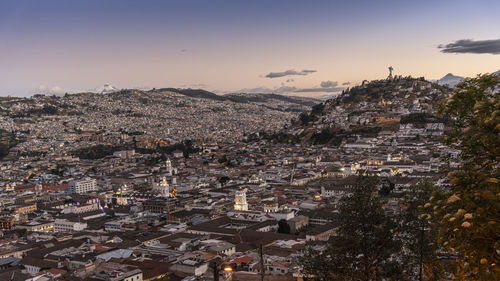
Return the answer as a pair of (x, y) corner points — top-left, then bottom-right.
(231, 256), (253, 264)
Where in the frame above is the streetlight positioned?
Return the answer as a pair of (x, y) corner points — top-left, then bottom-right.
(223, 265), (233, 272)
(213, 262), (234, 281)
(223, 264), (234, 281)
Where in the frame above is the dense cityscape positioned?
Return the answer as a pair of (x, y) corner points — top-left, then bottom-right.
(1, 72), (498, 280)
(1, 1), (499, 281)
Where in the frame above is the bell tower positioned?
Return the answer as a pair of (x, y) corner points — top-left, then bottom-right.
(234, 187), (248, 211)
(166, 158), (173, 175)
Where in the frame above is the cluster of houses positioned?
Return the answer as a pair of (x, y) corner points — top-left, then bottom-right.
(0, 79), (457, 280)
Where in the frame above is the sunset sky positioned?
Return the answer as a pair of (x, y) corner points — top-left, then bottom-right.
(1, 0), (500, 96)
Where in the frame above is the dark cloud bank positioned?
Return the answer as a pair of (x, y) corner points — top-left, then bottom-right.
(439, 39), (500, 54)
(265, 69), (317, 78)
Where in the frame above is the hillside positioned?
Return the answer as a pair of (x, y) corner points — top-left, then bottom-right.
(161, 88), (318, 108)
(0, 89), (319, 156)
(260, 77), (453, 145)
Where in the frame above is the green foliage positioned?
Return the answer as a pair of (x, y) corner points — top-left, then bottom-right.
(218, 154), (228, 164)
(299, 112), (317, 125)
(310, 128), (343, 145)
(10, 105), (59, 117)
(400, 112), (444, 125)
(277, 219), (291, 234)
(71, 144), (122, 159)
(310, 103), (325, 115)
(301, 176), (405, 280)
(402, 179), (444, 280)
(431, 74), (500, 280)
(0, 129), (20, 160)
(0, 143), (9, 159)
(379, 178), (394, 196)
(145, 140), (199, 158)
(218, 176), (230, 186)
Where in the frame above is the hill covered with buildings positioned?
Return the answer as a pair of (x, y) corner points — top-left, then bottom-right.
(260, 76), (453, 145)
(0, 89), (318, 159)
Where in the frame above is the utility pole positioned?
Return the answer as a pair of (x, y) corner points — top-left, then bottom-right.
(419, 221), (424, 281)
(259, 243), (265, 281)
(213, 261), (219, 281)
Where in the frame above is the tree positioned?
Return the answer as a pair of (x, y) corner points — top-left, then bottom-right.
(430, 74), (500, 280)
(219, 176), (230, 186)
(301, 176), (405, 280)
(218, 154), (227, 163)
(379, 178), (395, 196)
(277, 219), (290, 234)
(402, 179), (444, 281)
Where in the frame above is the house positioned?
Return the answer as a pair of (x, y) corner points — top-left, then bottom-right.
(288, 215), (309, 233)
(20, 257), (59, 276)
(170, 257), (208, 276)
(305, 223), (338, 241)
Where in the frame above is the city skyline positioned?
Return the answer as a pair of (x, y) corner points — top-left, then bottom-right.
(1, 0), (500, 96)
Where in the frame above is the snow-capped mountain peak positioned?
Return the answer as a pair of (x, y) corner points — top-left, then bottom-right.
(93, 83), (119, 94)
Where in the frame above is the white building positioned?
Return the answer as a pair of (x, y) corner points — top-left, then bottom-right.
(170, 258), (208, 276)
(165, 158), (177, 175)
(234, 187), (248, 211)
(54, 219), (87, 232)
(267, 211), (294, 221)
(153, 177), (170, 197)
(113, 149), (135, 159)
(69, 178), (97, 194)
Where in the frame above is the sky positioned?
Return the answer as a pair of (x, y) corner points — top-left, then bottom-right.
(1, 0), (500, 97)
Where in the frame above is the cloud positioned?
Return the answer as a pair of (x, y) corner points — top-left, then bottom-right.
(264, 69), (317, 78)
(35, 85), (76, 95)
(295, 87), (343, 93)
(132, 86), (154, 91)
(232, 81), (344, 95)
(235, 86), (298, 95)
(320, 80), (338, 88)
(301, 69), (317, 74)
(438, 39), (500, 54)
(180, 83), (208, 88)
(289, 80), (343, 93)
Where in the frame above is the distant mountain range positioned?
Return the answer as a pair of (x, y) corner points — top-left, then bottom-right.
(154, 88), (319, 107)
(93, 83), (120, 94)
(34, 84), (318, 107)
(36, 69), (500, 96)
(436, 73), (464, 88)
(436, 70), (500, 88)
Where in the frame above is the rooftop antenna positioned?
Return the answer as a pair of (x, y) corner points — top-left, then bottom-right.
(388, 66), (394, 80)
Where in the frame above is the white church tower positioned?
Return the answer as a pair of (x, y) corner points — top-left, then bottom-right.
(234, 187), (248, 211)
(166, 158), (173, 176)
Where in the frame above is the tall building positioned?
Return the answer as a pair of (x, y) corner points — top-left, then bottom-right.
(166, 158), (173, 175)
(234, 187), (248, 211)
(69, 178), (97, 194)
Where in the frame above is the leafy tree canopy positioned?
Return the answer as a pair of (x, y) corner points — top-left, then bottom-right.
(431, 74), (500, 280)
